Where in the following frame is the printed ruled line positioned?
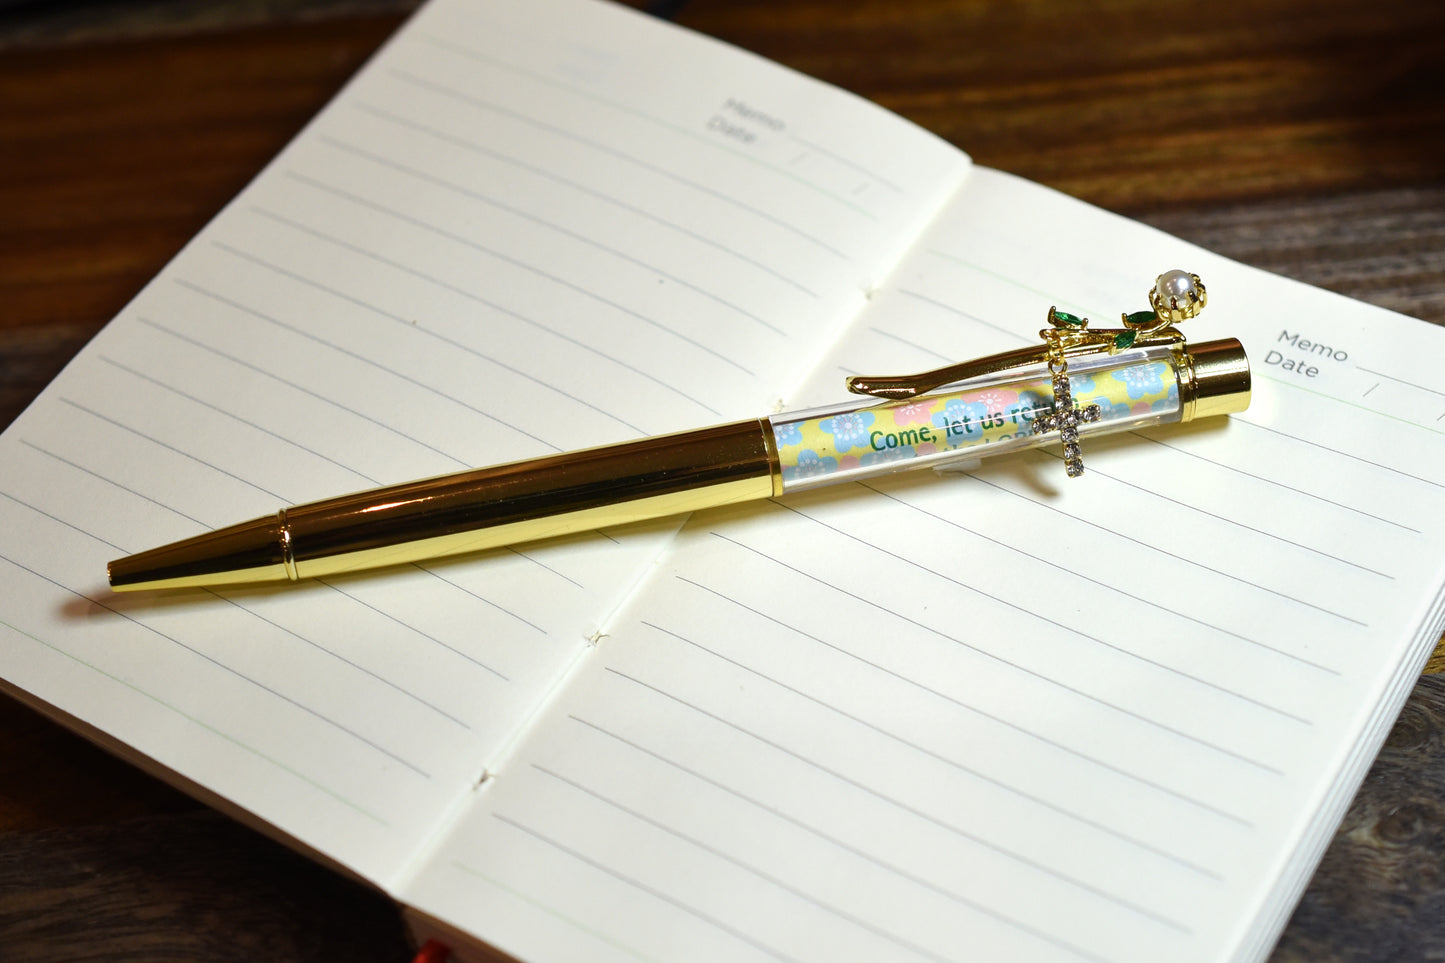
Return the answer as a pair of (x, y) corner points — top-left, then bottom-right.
(352, 102), (821, 298)
(1133, 434), (1420, 535)
(414, 564), (549, 635)
(895, 289), (1023, 341)
(711, 532), (1252, 827)
(645, 613), (1225, 879)
(450, 860), (662, 963)
(214, 595), (472, 729)
(605, 665), (1192, 936)
(278, 175), (754, 376)
(19, 440), (211, 528)
(789, 134), (905, 194)
(0, 548), (431, 779)
(388, 68), (850, 258)
(866, 324), (951, 362)
(56, 398), (290, 502)
(964, 470), (1369, 629)
(531, 764), (963, 963)
(492, 813), (808, 963)
(1258, 373), (1445, 438)
(96, 356), (381, 487)
(0, 608), (389, 826)
(1072, 457), (1394, 580)
(1232, 418), (1445, 491)
(319, 580), (509, 682)
(412, 38), (880, 221)
(234, 211), (721, 416)
(136, 317), (472, 468)
(176, 278), (560, 452)
(211, 241), (645, 436)
(776, 503), (1285, 773)
(568, 715), (1117, 963)
(864, 479), (1336, 675)
(1354, 365), (1445, 400)
(859, 483), (1326, 713)
(924, 252), (1098, 318)
(0, 489), (125, 554)
(499, 543), (583, 589)
(316, 136), (788, 336)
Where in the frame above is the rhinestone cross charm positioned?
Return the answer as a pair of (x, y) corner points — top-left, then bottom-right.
(1033, 364), (1102, 477)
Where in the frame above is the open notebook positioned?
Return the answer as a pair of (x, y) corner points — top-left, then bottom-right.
(3, 0), (1443, 960)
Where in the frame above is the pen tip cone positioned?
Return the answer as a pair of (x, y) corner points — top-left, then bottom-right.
(108, 514), (292, 592)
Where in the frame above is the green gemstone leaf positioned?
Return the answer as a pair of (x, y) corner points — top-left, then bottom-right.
(1125, 310), (1158, 326)
(1114, 329), (1138, 350)
(1052, 309), (1085, 327)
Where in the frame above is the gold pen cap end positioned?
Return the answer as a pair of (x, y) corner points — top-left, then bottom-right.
(108, 512), (294, 592)
(1182, 338), (1252, 421)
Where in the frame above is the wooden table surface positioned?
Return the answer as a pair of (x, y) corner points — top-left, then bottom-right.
(2, 1), (1443, 960)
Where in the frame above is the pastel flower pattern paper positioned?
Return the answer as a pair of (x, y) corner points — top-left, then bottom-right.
(818, 411), (875, 452)
(1113, 361), (1167, 400)
(773, 421), (803, 447)
(1084, 394), (1133, 423)
(891, 401), (934, 426)
(783, 449), (839, 485)
(859, 446), (918, 469)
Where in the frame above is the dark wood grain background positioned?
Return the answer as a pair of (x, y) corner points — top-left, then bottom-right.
(1, 0), (1443, 960)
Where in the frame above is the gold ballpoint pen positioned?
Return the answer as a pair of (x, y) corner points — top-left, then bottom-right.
(108, 271), (1250, 592)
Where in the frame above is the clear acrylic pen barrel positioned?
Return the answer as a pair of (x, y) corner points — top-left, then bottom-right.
(771, 342), (1245, 492)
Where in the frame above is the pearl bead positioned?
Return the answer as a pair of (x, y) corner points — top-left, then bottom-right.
(1156, 269), (1197, 307)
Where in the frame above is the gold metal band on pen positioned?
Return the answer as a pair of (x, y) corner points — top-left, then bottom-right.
(1177, 337), (1252, 422)
(278, 511), (298, 582)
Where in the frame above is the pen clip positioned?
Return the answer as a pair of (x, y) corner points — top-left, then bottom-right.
(844, 330), (1181, 399)
(845, 270), (1205, 400)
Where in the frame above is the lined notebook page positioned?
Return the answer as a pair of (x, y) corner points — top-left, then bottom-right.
(0, 0), (968, 889)
(402, 170), (1445, 962)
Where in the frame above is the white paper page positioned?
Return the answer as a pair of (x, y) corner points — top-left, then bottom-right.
(0, 0), (968, 890)
(402, 169), (1445, 962)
